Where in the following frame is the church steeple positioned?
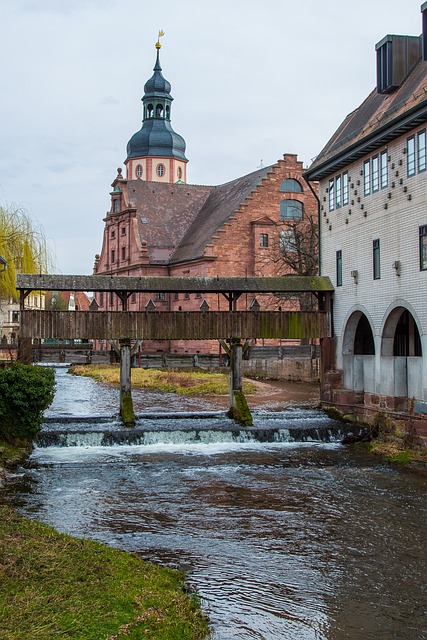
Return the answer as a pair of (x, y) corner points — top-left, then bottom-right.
(125, 33), (188, 184)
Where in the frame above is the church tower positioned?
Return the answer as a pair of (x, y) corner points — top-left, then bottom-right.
(125, 33), (188, 184)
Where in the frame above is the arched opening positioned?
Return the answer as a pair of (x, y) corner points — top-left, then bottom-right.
(166, 105), (170, 119)
(146, 104), (154, 118)
(342, 310), (376, 397)
(280, 178), (303, 193)
(156, 104), (164, 118)
(393, 309), (422, 356)
(381, 306), (423, 400)
(354, 315), (375, 355)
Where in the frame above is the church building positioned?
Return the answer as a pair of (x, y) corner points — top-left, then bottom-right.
(94, 37), (318, 354)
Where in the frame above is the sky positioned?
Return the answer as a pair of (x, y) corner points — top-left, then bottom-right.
(0, 0), (424, 275)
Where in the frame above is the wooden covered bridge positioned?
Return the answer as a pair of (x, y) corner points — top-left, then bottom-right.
(16, 274), (334, 425)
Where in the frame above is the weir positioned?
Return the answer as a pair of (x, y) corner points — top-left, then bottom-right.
(17, 274), (334, 426)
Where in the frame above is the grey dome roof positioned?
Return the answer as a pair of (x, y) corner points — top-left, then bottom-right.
(143, 51), (172, 98)
(127, 119), (187, 160)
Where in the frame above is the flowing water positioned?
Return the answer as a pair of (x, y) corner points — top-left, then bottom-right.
(3, 368), (427, 640)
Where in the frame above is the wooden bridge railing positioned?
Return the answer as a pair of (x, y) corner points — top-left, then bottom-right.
(20, 310), (329, 341)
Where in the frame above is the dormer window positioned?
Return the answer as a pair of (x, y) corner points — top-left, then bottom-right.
(113, 199), (120, 213)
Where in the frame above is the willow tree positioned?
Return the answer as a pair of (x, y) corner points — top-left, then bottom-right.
(0, 203), (54, 300)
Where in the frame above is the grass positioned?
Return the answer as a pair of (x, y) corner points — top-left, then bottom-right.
(0, 504), (209, 640)
(70, 364), (257, 396)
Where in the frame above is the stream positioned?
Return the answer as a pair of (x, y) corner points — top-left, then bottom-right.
(3, 367), (427, 639)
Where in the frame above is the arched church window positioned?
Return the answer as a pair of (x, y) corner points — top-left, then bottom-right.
(177, 167), (182, 179)
(136, 164), (143, 178)
(280, 178), (303, 192)
(280, 200), (303, 220)
(157, 163), (165, 177)
(113, 199), (120, 213)
(146, 104), (154, 118)
(166, 105), (170, 119)
(156, 104), (164, 117)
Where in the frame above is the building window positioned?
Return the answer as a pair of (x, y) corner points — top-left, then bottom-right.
(136, 164), (143, 178)
(373, 239), (381, 280)
(407, 136), (416, 177)
(372, 155), (379, 192)
(260, 233), (269, 247)
(342, 172), (349, 205)
(279, 229), (295, 252)
(121, 227), (126, 236)
(174, 293), (179, 301)
(335, 174), (342, 209)
(131, 292), (136, 304)
(155, 292), (166, 301)
(99, 293), (104, 307)
(280, 200), (303, 220)
(195, 292), (202, 299)
(113, 199), (120, 213)
(184, 292), (190, 299)
(380, 150), (388, 188)
(111, 249), (115, 263)
(157, 163), (165, 177)
(376, 39), (393, 93)
(328, 178), (334, 211)
(420, 225), (427, 271)
(177, 167), (182, 179)
(417, 130), (426, 173)
(280, 178), (303, 193)
(111, 230), (115, 239)
(121, 247), (126, 261)
(364, 160), (371, 196)
(12, 311), (19, 323)
(336, 250), (342, 287)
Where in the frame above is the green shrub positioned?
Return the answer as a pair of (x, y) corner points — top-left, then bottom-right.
(0, 364), (55, 444)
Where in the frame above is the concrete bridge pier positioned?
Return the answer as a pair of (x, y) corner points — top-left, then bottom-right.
(119, 339), (136, 426)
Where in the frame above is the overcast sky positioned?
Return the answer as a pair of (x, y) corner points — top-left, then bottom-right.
(0, 0), (423, 274)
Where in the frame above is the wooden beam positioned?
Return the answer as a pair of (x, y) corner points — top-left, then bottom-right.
(20, 310), (330, 340)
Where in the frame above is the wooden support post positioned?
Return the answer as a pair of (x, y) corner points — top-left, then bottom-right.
(119, 338), (136, 426)
(227, 337), (253, 426)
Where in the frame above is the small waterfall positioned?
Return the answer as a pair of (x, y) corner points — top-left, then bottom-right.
(37, 410), (366, 448)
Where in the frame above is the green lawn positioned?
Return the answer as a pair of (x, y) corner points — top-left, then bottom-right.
(0, 504), (209, 640)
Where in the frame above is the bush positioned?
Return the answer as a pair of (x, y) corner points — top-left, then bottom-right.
(0, 364), (55, 444)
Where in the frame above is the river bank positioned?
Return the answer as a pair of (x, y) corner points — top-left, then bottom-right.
(0, 504), (209, 640)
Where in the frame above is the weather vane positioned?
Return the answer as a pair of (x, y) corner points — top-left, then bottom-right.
(156, 30), (165, 49)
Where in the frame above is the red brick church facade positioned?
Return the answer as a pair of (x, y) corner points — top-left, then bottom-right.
(94, 41), (318, 354)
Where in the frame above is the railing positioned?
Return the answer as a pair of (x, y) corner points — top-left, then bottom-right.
(20, 310), (330, 341)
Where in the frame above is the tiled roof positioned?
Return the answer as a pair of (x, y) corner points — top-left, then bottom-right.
(306, 60), (427, 180)
(129, 181), (213, 263)
(170, 165), (274, 263)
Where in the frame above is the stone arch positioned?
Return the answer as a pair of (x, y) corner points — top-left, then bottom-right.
(342, 309), (375, 355)
(381, 303), (422, 356)
(342, 309), (376, 397)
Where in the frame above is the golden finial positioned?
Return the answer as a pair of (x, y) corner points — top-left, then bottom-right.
(156, 30), (165, 49)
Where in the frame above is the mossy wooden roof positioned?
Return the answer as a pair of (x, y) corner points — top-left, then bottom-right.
(17, 274), (334, 294)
